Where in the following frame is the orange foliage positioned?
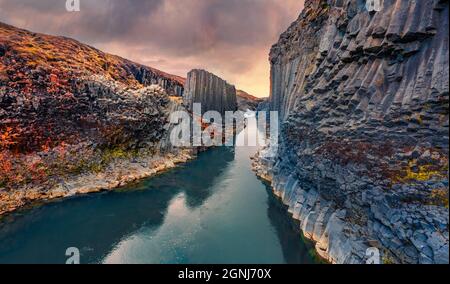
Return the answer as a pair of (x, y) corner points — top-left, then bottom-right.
(41, 138), (52, 152)
(0, 151), (14, 187)
(0, 151), (12, 173)
(0, 127), (19, 150)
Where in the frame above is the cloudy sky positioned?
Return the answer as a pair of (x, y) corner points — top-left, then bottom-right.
(0, 0), (304, 97)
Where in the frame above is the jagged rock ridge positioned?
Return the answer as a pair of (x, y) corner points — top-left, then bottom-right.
(236, 90), (265, 111)
(183, 69), (237, 115)
(256, 0), (449, 264)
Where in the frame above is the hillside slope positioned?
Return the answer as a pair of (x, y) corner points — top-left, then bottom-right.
(0, 22), (185, 153)
(0, 22), (191, 214)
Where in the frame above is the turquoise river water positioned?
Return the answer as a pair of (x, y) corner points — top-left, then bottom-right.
(0, 124), (317, 264)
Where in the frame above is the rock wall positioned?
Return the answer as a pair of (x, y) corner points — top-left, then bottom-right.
(0, 22), (187, 153)
(183, 69), (237, 115)
(125, 63), (185, 97)
(258, 0), (449, 264)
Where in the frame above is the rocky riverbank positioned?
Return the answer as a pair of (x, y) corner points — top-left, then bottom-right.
(0, 148), (196, 217)
(252, 146), (449, 264)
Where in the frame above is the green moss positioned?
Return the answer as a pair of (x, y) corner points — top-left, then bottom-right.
(101, 147), (139, 164)
(63, 146), (140, 176)
(89, 163), (104, 174)
(321, 3), (331, 10)
(382, 256), (396, 265)
(382, 249), (397, 264)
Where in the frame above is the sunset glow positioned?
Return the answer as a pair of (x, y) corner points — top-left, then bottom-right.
(0, 0), (305, 96)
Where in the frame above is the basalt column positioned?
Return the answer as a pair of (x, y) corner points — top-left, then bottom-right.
(255, 0), (449, 264)
(183, 69), (237, 115)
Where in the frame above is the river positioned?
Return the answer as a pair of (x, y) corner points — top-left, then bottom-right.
(0, 123), (317, 264)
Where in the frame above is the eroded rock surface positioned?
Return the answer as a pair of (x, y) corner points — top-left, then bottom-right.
(256, 0), (449, 264)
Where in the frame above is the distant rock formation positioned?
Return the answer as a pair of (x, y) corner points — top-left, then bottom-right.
(236, 90), (265, 111)
(183, 69), (237, 115)
(254, 0), (449, 264)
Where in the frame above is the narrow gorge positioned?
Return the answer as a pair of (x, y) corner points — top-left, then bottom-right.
(254, 0), (449, 264)
(0, 23), (244, 217)
(0, 0), (448, 266)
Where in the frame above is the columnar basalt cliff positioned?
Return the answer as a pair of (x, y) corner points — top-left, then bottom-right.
(0, 23), (192, 215)
(254, 0), (449, 264)
(183, 69), (238, 115)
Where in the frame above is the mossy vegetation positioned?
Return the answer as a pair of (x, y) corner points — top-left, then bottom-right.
(382, 254), (396, 264)
(394, 159), (448, 184)
(0, 141), (150, 191)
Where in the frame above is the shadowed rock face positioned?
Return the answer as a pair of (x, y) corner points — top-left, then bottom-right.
(183, 69), (237, 115)
(257, 0), (449, 264)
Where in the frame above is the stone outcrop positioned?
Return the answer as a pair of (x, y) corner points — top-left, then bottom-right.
(183, 69), (237, 115)
(0, 22), (186, 153)
(256, 0), (449, 264)
(236, 90), (264, 111)
(125, 63), (185, 97)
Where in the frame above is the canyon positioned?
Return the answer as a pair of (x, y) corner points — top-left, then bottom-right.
(253, 0), (449, 264)
(0, 22), (246, 217)
(0, 0), (449, 265)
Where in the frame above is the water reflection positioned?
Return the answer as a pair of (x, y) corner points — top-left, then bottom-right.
(0, 147), (236, 264)
(265, 185), (317, 264)
(0, 127), (316, 264)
